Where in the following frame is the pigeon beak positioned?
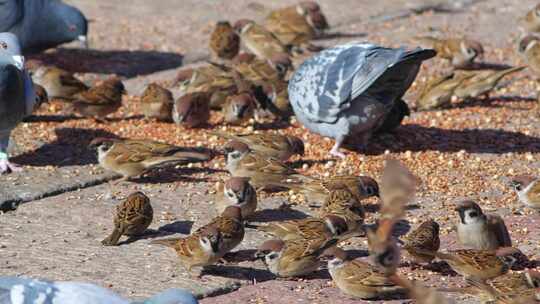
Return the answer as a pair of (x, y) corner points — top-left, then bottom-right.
(78, 35), (89, 49)
(11, 55), (24, 70)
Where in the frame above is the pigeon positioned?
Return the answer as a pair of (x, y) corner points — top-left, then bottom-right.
(0, 0), (88, 53)
(288, 42), (435, 158)
(0, 32), (36, 174)
(0, 276), (199, 304)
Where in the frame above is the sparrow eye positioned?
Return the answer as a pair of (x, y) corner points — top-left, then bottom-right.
(230, 151), (242, 159)
(226, 190), (235, 198)
(513, 183), (522, 191)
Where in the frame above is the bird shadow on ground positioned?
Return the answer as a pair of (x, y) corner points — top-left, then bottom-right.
(12, 127), (121, 167)
(314, 31), (367, 41)
(421, 261), (459, 277)
(202, 264), (275, 282)
(248, 208), (310, 223)
(133, 166), (220, 184)
(461, 61), (515, 71)
(365, 219), (411, 238)
(29, 48), (184, 78)
(449, 95), (537, 110)
(22, 114), (83, 123)
(222, 249), (259, 263)
(157, 220), (195, 235)
(362, 124), (540, 155)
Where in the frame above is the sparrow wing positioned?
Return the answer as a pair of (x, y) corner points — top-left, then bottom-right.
(59, 73), (88, 91)
(486, 214), (512, 247)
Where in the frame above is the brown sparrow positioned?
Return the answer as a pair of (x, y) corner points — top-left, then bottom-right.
(523, 4), (540, 32)
(32, 83), (49, 112)
(389, 273), (453, 304)
(223, 140), (297, 190)
(510, 175), (540, 211)
(455, 200), (512, 250)
(172, 92), (210, 128)
(209, 21), (240, 60)
(264, 3), (316, 47)
(209, 130), (304, 161)
(454, 66), (526, 99)
(232, 52), (290, 82)
(247, 214), (349, 241)
(215, 177), (257, 218)
(31, 65), (88, 100)
(318, 187), (366, 234)
(178, 64), (236, 110)
(520, 35), (540, 80)
(222, 92), (256, 125)
(139, 83), (173, 122)
(233, 19), (290, 63)
(89, 138), (210, 181)
(150, 227), (222, 271)
(322, 247), (406, 300)
(415, 72), (475, 110)
(402, 219), (440, 264)
(415, 36), (484, 69)
(276, 174), (379, 206)
(256, 237), (337, 277)
(193, 206), (245, 255)
(72, 78), (125, 119)
(431, 248), (520, 281)
(102, 191), (153, 246)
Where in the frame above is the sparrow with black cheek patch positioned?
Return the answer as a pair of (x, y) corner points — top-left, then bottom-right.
(88, 138), (210, 181)
(209, 130), (304, 161)
(233, 19), (290, 64)
(31, 65), (88, 101)
(209, 21), (240, 60)
(510, 175), (540, 211)
(223, 140), (298, 190)
(222, 92), (256, 125)
(519, 35), (540, 78)
(102, 191), (153, 246)
(389, 274), (453, 304)
(264, 3), (316, 48)
(256, 237), (337, 278)
(150, 227), (223, 273)
(215, 177), (257, 218)
(247, 214), (349, 241)
(71, 78), (125, 120)
(193, 206), (245, 256)
(523, 4), (540, 33)
(322, 247), (406, 300)
(139, 83), (173, 122)
(415, 36), (484, 69)
(402, 219), (440, 264)
(318, 187), (365, 234)
(454, 66), (526, 100)
(415, 72), (475, 111)
(173, 92), (210, 128)
(232, 52), (291, 81)
(178, 64), (236, 110)
(455, 200), (512, 251)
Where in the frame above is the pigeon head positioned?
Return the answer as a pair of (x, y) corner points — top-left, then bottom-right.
(0, 32), (23, 68)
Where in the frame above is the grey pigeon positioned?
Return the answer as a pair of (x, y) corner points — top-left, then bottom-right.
(0, 0), (88, 53)
(0, 32), (36, 174)
(288, 42), (435, 158)
(0, 276), (199, 304)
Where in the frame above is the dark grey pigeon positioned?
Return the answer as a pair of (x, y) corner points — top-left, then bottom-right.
(0, 0), (88, 53)
(288, 42), (435, 158)
(0, 276), (199, 304)
(0, 32), (36, 174)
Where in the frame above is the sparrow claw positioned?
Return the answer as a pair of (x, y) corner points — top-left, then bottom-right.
(0, 159), (21, 174)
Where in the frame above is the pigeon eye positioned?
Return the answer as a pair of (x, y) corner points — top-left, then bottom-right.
(0, 41), (7, 49)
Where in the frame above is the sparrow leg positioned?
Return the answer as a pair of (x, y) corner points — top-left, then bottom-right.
(329, 136), (346, 159)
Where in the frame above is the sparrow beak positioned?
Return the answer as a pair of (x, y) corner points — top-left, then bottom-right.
(78, 35), (89, 49)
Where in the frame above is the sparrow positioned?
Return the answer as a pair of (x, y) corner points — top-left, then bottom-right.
(322, 247), (406, 300)
(88, 138), (210, 181)
(318, 187), (366, 233)
(415, 36), (484, 69)
(454, 66), (526, 99)
(172, 92), (210, 128)
(215, 177), (258, 218)
(288, 43), (435, 158)
(402, 219), (440, 264)
(232, 52), (290, 82)
(178, 64), (236, 110)
(209, 21), (240, 60)
(523, 4), (540, 33)
(193, 206), (245, 255)
(71, 78), (125, 120)
(222, 140), (297, 190)
(431, 248), (520, 281)
(31, 65), (88, 101)
(101, 191), (153, 246)
(209, 130), (304, 161)
(150, 226), (223, 272)
(32, 83), (49, 112)
(139, 83), (173, 122)
(222, 92), (256, 125)
(389, 273), (453, 304)
(0, 33), (37, 174)
(275, 174), (379, 206)
(415, 72), (475, 110)
(510, 175), (540, 211)
(247, 214), (350, 241)
(263, 3), (317, 47)
(455, 200), (512, 250)
(256, 237), (337, 278)
(518, 35), (540, 78)
(233, 19), (290, 63)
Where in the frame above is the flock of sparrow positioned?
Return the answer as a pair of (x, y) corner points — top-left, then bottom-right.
(1, 0), (540, 303)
